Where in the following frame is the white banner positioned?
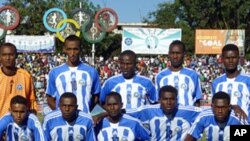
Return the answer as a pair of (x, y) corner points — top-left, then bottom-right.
(122, 28), (181, 54)
(5, 35), (55, 53)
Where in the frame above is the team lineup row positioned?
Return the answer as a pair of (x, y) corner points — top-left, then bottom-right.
(1, 86), (247, 140)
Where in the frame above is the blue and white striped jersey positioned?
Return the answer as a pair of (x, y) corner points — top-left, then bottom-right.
(100, 74), (157, 110)
(188, 108), (248, 141)
(43, 110), (96, 141)
(212, 73), (250, 122)
(46, 63), (101, 113)
(95, 114), (150, 141)
(127, 104), (201, 141)
(155, 67), (202, 106)
(0, 113), (45, 141)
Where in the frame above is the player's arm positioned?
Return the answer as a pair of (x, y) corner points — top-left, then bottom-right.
(186, 115), (204, 140)
(90, 93), (100, 111)
(28, 75), (37, 114)
(184, 134), (197, 141)
(31, 116), (46, 141)
(99, 81), (109, 106)
(91, 68), (102, 111)
(46, 95), (56, 110)
(147, 80), (158, 104)
(42, 117), (51, 141)
(92, 84), (110, 126)
(0, 114), (12, 139)
(45, 70), (57, 110)
(86, 119), (97, 141)
(136, 120), (150, 140)
(194, 73), (202, 107)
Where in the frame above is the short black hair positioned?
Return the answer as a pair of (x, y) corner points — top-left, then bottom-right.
(64, 35), (82, 47)
(0, 42), (18, 55)
(10, 95), (28, 106)
(169, 40), (186, 53)
(212, 91), (230, 104)
(159, 85), (178, 98)
(222, 44), (239, 57)
(59, 92), (77, 104)
(105, 92), (122, 104)
(119, 50), (137, 63)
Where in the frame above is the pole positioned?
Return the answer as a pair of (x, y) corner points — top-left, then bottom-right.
(90, 22), (97, 66)
(92, 43), (95, 66)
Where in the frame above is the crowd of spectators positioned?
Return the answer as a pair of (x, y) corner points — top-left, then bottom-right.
(15, 53), (250, 110)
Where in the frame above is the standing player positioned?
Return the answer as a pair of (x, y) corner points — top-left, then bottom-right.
(185, 91), (248, 141)
(95, 92), (150, 140)
(212, 44), (250, 122)
(126, 85), (201, 140)
(100, 50), (157, 110)
(0, 43), (36, 117)
(155, 40), (202, 106)
(0, 95), (45, 141)
(46, 35), (101, 113)
(43, 92), (96, 141)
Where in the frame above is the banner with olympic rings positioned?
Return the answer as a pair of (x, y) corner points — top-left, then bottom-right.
(5, 35), (55, 53)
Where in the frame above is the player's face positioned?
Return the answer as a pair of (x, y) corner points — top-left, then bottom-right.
(64, 40), (81, 67)
(59, 97), (78, 122)
(0, 46), (16, 68)
(120, 54), (136, 79)
(212, 99), (231, 123)
(159, 91), (177, 114)
(10, 103), (28, 126)
(169, 45), (184, 70)
(222, 50), (239, 72)
(105, 96), (123, 118)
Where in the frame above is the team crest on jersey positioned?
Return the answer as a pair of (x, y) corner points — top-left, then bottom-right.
(175, 126), (181, 132)
(16, 84), (23, 90)
(20, 135), (28, 141)
(134, 92), (140, 97)
(35, 120), (41, 128)
(233, 91), (241, 97)
(76, 135), (84, 140)
(181, 83), (187, 90)
(78, 79), (86, 86)
(122, 136), (128, 141)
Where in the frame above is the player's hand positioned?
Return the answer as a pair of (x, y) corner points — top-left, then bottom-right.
(92, 112), (108, 127)
(231, 105), (247, 121)
(92, 115), (101, 127)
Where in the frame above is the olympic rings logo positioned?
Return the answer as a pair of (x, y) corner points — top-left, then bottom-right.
(43, 7), (118, 43)
(0, 6), (119, 43)
(56, 19), (80, 42)
(0, 5), (20, 40)
(43, 8), (67, 33)
(94, 8), (118, 32)
(0, 5), (20, 30)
